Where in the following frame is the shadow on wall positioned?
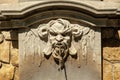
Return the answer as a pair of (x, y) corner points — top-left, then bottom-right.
(102, 27), (120, 47)
(10, 29), (18, 49)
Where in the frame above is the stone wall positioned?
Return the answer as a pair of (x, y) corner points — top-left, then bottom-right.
(0, 30), (19, 80)
(102, 28), (120, 80)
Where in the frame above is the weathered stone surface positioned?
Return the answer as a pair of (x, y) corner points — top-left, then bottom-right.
(0, 64), (15, 80)
(0, 33), (4, 43)
(19, 0), (101, 2)
(114, 71), (120, 80)
(19, 18), (101, 80)
(103, 72), (113, 80)
(14, 67), (19, 80)
(2, 30), (18, 41)
(103, 60), (112, 73)
(0, 40), (11, 63)
(114, 63), (120, 80)
(103, 47), (120, 61)
(103, 60), (113, 80)
(11, 41), (18, 66)
(104, 0), (120, 2)
(114, 63), (120, 72)
(0, 0), (18, 4)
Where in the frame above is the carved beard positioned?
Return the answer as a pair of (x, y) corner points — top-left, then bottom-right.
(43, 41), (77, 69)
(52, 42), (69, 61)
(43, 41), (77, 59)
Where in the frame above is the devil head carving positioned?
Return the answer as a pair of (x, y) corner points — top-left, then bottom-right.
(38, 19), (83, 68)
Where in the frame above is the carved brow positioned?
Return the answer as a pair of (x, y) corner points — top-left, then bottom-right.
(63, 28), (71, 33)
(49, 28), (56, 33)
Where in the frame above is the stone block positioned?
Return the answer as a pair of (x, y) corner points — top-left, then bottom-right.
(114, 63), (120, 72)
(103, 72), (112, 80)
(11, 41), (18, 66)
(0, 40), (11, 63)
(113, 63), (120, 80)
(0, 64), (15, 80)
(103, 60), (112, 72)
(14, 67), (19, 80)
(103, 47), (120, 61)
(103, 60), (113, 80)
(114, 71), (120, 80)
(2, 30), (18, 41)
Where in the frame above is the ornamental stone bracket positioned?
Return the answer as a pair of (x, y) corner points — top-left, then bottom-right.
(0, 0), (120, 80)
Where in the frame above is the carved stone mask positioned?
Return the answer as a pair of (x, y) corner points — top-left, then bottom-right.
(38, 19), (83, 69)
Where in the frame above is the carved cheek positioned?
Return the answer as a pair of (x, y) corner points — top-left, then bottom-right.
(49, 35), (56, 44)
(64, 36), (70, 42)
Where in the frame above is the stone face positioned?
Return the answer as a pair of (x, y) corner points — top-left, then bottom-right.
(0, 40), (11, 63)
(103, 47), (120, 61)
(0, 64), (15, 80)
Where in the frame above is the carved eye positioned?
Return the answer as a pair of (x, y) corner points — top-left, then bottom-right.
(50, 32), (57, 36)
(42, 29), (47, 32)
(62, 32), (70, 37)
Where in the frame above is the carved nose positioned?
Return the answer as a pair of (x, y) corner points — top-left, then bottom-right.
(56, 35), (63, 42)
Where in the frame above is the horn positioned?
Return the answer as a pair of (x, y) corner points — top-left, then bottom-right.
(71, 24), (83, 38)
(38, 24), (48, 38)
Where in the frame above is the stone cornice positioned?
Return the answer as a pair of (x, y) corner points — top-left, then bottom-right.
(0, 0), (120, 29)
